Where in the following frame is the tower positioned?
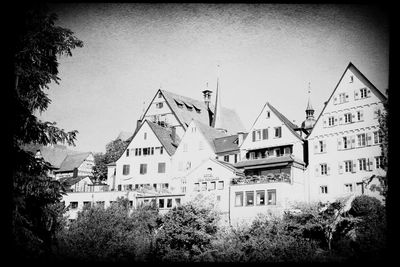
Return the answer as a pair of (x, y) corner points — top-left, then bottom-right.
(301, 82), (316, 132)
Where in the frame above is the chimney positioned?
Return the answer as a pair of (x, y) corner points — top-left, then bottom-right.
(171, 126), (176, 144)
(237, 132), (245, 147)
(135, 119), (142, 134)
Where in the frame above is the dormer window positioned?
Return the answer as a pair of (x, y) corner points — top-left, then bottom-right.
(184, 102), (193, 111)
(174, 99), (184, 108)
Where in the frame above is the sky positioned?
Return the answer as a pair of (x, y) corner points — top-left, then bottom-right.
(41, 3), (389, 154)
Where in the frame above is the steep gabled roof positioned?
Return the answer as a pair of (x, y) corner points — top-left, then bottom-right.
(147, 120), (181, 156)
(213, 134), (244, 154)
(160, 89), (245, 134)
(194, 120), (228, 152)
(22, 144), (88, 169)
(58, 176), (92, 187)
(56, 152), (92, 172)
(307, 62), (387, 138)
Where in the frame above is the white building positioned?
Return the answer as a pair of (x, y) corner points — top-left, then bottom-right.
(307, 62), (387, 203)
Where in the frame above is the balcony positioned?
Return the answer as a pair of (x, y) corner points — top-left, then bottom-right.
(231, 172), (291, 185)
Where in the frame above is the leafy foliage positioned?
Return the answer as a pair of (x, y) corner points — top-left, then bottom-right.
(155, 203), (220, 261)
(56, 198), (161, 262)
(11, 4), (83, 259)
(92, 138), (131, 181)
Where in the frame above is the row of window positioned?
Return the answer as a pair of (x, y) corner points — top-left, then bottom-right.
(246, 146), (292, 160)
(126, 146), (164, 157)
(194, 180), (225, 191)
(314, 130), (382, 154)
(221, 154), (239, 163)
(316, 156), (384, 176)
(333, 86), (372, 105)
(235, 189), (277, 207)
(116, 183), (169, 191)
(68, 200), (131, 210)
(122, 162), (166, 175)
(252, 126), (282, 142)
(320, 182), (364, 195)
(323, 107), (381, 128)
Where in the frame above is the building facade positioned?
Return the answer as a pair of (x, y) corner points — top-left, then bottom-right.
(307, 63), (386, 203)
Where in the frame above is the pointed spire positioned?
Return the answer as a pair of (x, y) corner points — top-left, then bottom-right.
(306, 82), (314, 119)
(212, 64), (225, 132)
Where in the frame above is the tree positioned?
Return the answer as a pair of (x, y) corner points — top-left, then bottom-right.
(155, 203), (220, 261)
(11, 3), (83, 260)
(92, 137), (131, 182)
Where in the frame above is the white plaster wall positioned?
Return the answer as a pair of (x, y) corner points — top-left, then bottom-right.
(114, 122), (173, 189)
(308, 67), (386, 202)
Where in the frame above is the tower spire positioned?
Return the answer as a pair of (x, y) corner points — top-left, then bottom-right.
(212, 64), (225, 132)
(306, 82), (314, 118)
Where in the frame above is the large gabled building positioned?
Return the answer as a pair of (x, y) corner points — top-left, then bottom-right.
(307, 62), (387, 203)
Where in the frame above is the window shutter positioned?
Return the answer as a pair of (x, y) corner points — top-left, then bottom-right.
(366, 132), (372, 146)
(359, 110), (364, 121)
(327, 164), (331, 175)
(315, 165), (320, 177)
(334, 97), (338, 105)
(262, 128), (268, 140)
(314, 143), (318, 154)
(323, 141), (327, 153)
(368, 157), (374, 171)
(337, 138), (342, 150)
(354, 90), (359, 100)
(352, 160), (357, 173)
(323, 118), (327, 127)
(338, 162), (343, 174)
(351, 135), (356, 148)
(252, 131), (256, 142)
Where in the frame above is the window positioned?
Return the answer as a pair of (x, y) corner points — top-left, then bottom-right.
(194, 183), (199, 191)
(339, 93), (348, 103)
(175, 198), (181, 206)
(344, 160), (353, 173)
(357, 110), (363, 121)
(267, 190), (276, 205)
(235, 192), (243, 206)
(320, 186), (328, 194)
(123, 165), (130, 175)
(344, 113), (352, 123)
(328, 116), (335, 126)
(224, 155), (229, 162)
(374, 131), (383, 144)
(118, 184), (122, 191)
(83, 201), (91, 208)
(70, 202), (78, 209)
(343, 137), (349, 149)
(201, 182), (207, 191)
(156, 102), (163, 109)
(359, 158), (367, 171)
(319, 140), (326, 153)
(350, 75), (353, 83)
(320, 164), (328, 175)
(217, 181), (224, 190)
(266, 111), (270, 118)
(357, 133), (366, 147)
(360, 88), (368, 98)
(158, 162), (166, 173)
(256, 190), (265, 205)
(159, 199), (165, 208)
(375, 156), (384, 169)
(144, 132), (147, 140)
(151, 147), (154, 155)
(246, 191), (254, 206)
(158, 92), (162, 98)
(344, 184), (353, 193)
(356, 182), (365, 194)
(126, 149), (130, 157)
(167, 199), (172, 208)
(274, 127), (282, 138)
(234, 154), (238, 163)
(262, 128), (268, 139)
(210, 181), (216, 190)
(140, 164), (147, 174)
(160, 147), (163, 154)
